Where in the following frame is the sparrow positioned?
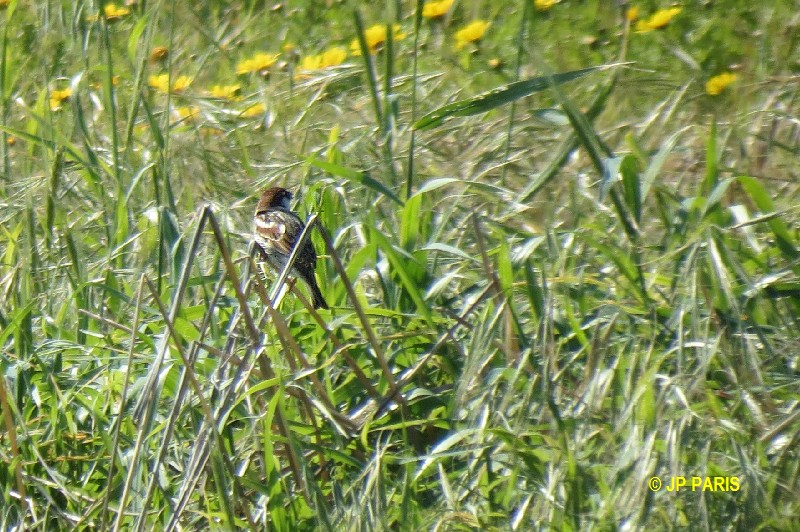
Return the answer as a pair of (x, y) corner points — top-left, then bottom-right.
(253, 186), (329, 309)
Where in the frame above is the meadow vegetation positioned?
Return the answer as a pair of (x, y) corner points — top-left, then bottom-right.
(0, 0), (798, 529)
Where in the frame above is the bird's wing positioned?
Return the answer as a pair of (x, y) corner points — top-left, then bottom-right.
(254, 209), (305, 256)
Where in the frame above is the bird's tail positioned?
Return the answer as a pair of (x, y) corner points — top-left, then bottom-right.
(308, 281), (329, 310)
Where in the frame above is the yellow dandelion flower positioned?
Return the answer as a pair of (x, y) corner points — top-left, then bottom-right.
(49, 88), (72, 111)
(534, 0), (559, 11)
(300, 46), (347, 72)
(0, 0), (11, 8)
(635, 7), (681, 32)
(236, 53), (281, 75)
(6, 136), (16, 146)
(300, 54), (323, 71)
(350, 24), (407, 55)
(240, 102), (266, 118)
(104, 3), (130, 20)
(208, 84), (241, 99)
(320, 46), (347, 67)
(148, 74), (169, 92)
(422, 0), (454, 19)
(148, 74), (192, 94)
(454, 20), (490, 50)
(172, 75), (191, 92)
(625, 6), (640, 22)
(705, 72), (737, 96)
(88, 3), (130, 22)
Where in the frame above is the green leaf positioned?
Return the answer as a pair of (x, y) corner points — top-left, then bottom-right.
(524, 262), (543, 322)
(640, 127), (688, 202)
(0, 300), (35, 348)
(636, 381), (656, 428)
(520, 71), (617, 202)
(412, 177), (460, 197)
(584, 236), (647, 304)
(702, 120), (719, 196)
(127, 15), (149, 63)
(704, 177), (735, 217)
(0, 124), (90, 170)
(420, 243), (475, 262)
(619, 155), (642, 224)
(738, 176), (799, 260)
(307, 155), (403, 205)
(353, 10), (383, 129)
(414, 64), (617, 130)
(497, 240), (514, 295)
(763, 282), (800, 298)
(369, 228), (432, 324)
(400, 192), (422, 250)
(173, 316), (201, 342)
(114, 184), (129, 253)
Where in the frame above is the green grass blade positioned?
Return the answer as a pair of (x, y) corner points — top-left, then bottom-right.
(404, 0), (425, 199)
(413, 64), (620, 130)
(369, 227), (433, 324)
(353, 10), (384, 129)
(306, 155), (403, 205)
(519, 70), (617, 202)
(619, 154), (642, 224)
(640, 127), (688, 203)
(738, 176), (799, 260)
(702, 119), (719, 196)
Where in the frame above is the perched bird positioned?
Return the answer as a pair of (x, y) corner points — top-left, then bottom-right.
(253, 186), (329, 309)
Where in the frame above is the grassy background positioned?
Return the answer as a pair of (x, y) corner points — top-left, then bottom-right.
(1, 0), (799, 529)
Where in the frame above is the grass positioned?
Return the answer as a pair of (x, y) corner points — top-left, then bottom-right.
(1, 0), (799, 529)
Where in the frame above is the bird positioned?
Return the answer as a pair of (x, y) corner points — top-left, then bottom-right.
(253, 186), (329, 309)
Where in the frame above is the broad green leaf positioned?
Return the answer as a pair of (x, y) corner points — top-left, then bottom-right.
(0, 300), (35, 348)
(702, 120), (719, 196)
(636, 381), (656, 428)
(497, 240), (514, 295)
(738, 175), (798, 260)
(640, 127), (688, 202)
(173, 316), (201, 342)
(524, 262), (543, 322)
(353, 10), (384, 129)
(127, 15), (149, 64)
(421, 243), (476, 262)
(412, 177), (460, 197)
(369, 228), (432, 323)
(619, 155), (642, 223)
(763, 282), (800, 298)
(400, 192), (422, 250)
(584, 237), (647, 303)
(704, 177), (735, 217)
(414, 64), (618, 130)
(521, 67), (618, 202)
(307, 156), (403, 205)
